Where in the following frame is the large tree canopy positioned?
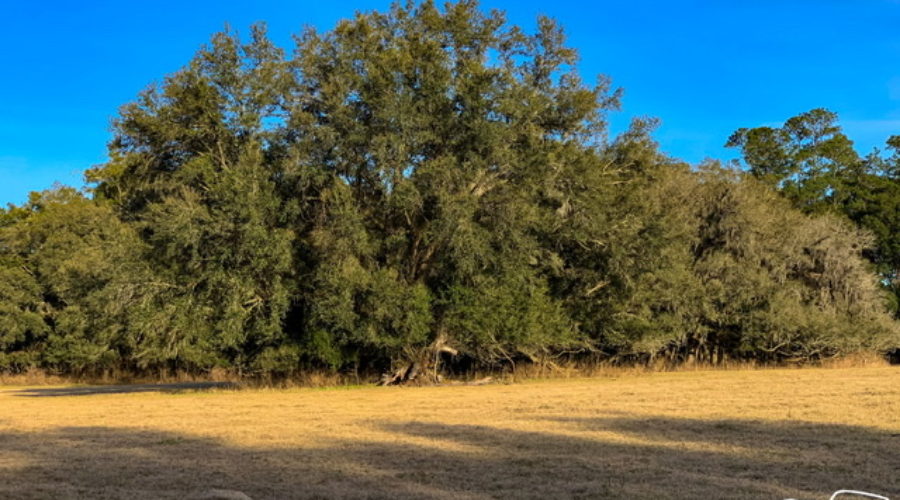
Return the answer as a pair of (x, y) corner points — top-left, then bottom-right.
(1, 1), (897, 377)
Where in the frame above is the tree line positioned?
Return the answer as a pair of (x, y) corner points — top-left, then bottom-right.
(1, 1), (898, 378)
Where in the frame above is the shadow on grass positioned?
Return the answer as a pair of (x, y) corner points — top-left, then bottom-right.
(6, 381), (236, 397)
(0, 416), (896, 499)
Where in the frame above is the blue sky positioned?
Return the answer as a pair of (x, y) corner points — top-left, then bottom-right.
(2, 0), (899, 205)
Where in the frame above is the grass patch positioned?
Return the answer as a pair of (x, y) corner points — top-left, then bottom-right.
(0, 366), (897, 499)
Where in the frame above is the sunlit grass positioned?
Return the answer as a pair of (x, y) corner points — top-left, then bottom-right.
(1, 366), (897, 499)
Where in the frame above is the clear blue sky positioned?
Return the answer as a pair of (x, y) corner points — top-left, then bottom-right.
(2, 0), (899, 205)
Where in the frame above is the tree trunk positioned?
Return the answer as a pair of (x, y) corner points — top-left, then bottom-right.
(378, 331), (458, 386)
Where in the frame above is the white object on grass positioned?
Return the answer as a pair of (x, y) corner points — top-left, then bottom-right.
(829, 490), (889, 500)
(784, 490), (889, 500)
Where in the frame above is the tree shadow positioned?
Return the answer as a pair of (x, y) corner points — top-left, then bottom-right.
(377, 418), (898, 499)
(0, 416), (896, 499)
(6, 381), (236, 397)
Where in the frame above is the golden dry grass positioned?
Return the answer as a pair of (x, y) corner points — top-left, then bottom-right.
(1, 366), (898, 499)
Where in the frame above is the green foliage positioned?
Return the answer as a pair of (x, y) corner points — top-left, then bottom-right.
(729, 110), (900, 318)
(282, 0), (615, 366)
(574, 123), (899, 362)
(87, 25), (297, 372)
(0, 188), (153, 372)
(0, 3), (897, 376)
(726, 108), (860, 214)
(442, 271), (576, 364)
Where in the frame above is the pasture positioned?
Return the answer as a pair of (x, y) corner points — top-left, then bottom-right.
(1, 366), (898, 499)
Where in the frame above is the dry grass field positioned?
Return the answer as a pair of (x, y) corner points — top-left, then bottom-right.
(1, 366), (898, 499)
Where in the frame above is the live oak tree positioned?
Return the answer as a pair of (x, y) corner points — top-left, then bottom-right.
(581, 126), (898, 363)
(729, 109), (900, 317)
(87, 26), (298, 373)
(0, 2), (897, 377)
(0, 188), (155, 373)
(83, 1), (622, 376)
